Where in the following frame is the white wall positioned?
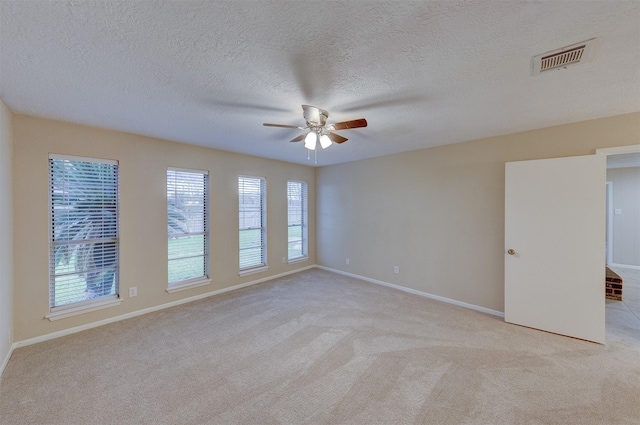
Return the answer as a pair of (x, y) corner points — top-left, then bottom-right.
(0, 99), (13, 372)
(607, 166), (640, 267)
(317, 113), (640, 312)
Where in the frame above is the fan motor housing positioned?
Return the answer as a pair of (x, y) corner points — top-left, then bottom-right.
(302, 105), (329, 127)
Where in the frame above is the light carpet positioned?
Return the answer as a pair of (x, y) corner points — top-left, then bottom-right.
(1, 269), (639, 424)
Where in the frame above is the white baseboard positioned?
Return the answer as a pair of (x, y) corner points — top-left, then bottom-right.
(609, 263), (640, 271)
(316, 266), (505, 318)
(10, 265), (316, 352)
(0, 344), (14, 378)
(4, 263), (502, 377)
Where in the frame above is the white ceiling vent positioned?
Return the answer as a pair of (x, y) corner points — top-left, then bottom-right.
(532, 38), (596, 75)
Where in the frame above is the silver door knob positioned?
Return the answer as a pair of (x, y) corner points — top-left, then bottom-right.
(507, 249), (516, 255)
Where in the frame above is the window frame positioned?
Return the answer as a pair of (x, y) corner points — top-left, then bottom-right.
(47, 154), (121, 320)
(167, 167), (210, 292)
(287, 180), (309, 263)
(238, 175), (268, 275)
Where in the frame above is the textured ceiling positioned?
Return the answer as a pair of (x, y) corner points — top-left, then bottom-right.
(1, 1), (639, 166)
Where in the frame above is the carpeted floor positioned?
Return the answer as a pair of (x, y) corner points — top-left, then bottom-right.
(1, 268), (639, 424)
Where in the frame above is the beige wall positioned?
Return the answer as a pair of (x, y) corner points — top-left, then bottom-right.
(607, 166), (640, 266)
(0, 100), (13, 366)
(12, 115), (315, 341)
(317, 113), (640, 312)
(9, 111), (640, 342)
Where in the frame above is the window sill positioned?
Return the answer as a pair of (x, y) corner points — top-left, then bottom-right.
(239, 265), (269, 277)
(288, 256), (309, 265)
(46, 296), (122, 321)
(166, 278), (211, 293)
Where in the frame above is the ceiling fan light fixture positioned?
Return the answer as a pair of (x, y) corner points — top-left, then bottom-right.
(263, 105), (368, 155)
(319, 134), (332, 149)
(304, 132), (317, 150)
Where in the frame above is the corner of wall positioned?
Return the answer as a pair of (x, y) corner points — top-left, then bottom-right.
(0, 98), (14, 377)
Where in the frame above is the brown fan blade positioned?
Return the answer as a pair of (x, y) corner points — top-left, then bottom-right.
(330, 118), (367, 131)
(327, 132), (348, 144)
(263, 123), (303, 129)
(289, 134), (306, 143)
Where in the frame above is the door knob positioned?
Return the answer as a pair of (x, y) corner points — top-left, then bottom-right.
(507, 249), (516, 255)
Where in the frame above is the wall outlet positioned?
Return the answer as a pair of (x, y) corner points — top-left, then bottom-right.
(394, 266), (399, 274)
(129, 287), (137, 297)
(346, 258), (350, 265)
(282, 256), (286, 263)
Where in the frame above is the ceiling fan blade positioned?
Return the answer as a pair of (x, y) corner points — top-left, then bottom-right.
(289, 134), (306, 143)
(330, 118), (368, 131)
(263, 123), (303, 129)
(327, 132), (348, 144)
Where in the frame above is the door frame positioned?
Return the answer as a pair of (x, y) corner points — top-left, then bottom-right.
(597, 145), (640, 158)
(606, 181), (613, 265)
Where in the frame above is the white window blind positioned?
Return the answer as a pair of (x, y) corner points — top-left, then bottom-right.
(239, 176), (266, 270)
(167, 168), (209, 285)
(287, 181), (308, 261)
(49, 155), (119, 309)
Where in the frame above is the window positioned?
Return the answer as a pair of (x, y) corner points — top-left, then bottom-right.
(167, 168), (209, 287)
(49, 155), (119, 310)
(287, 181), (308, 261)
(239, 176), (266, 272)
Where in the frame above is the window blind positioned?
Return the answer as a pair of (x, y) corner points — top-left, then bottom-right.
(49, 155), (119, 309)
(239, 176), (266, 270)
(167, 168), (209, 285)
(287, 181), (308, 260)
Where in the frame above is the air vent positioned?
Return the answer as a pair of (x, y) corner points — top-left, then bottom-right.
(541, 46), (585, 71)
(532, 38), (596, 75)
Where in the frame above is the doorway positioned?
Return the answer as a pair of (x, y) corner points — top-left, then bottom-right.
(602, 149), (640, 345)
(504, 145), (640, 344)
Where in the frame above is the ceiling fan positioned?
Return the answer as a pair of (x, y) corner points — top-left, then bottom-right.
(263, 105), (367, 150)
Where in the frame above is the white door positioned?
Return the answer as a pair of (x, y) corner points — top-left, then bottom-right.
(505, 155), (606, 343)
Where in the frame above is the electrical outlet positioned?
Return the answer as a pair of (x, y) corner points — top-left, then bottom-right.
(282, 256), (286, 263)
(346, 258), (350, 265)
(394, 266), (399, 274)
(129, 287), (137, 297)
